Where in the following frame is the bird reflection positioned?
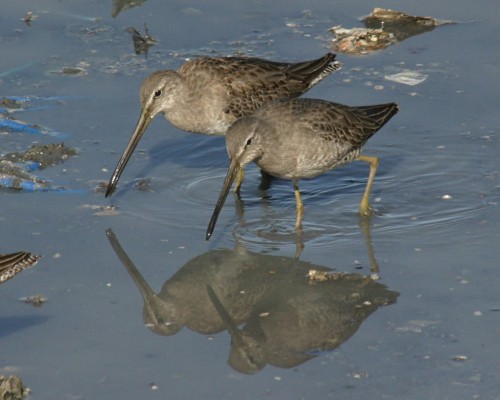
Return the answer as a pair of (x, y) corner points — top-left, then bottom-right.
(106, 225), (398, 373)
(107, 229), (322, 335)
(126, 25), (157, 57)
(208, 271), (397, 373)
(111, 0), (147, 18)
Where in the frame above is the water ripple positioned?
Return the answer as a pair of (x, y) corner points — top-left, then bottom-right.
(118, 141), (494, 250)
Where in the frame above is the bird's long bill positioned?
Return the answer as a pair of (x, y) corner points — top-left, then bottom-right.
(106, 228), (157, 299)
(206, 285), (245, 347)
(105, 110), (152, 197)
(206, 158), (240, 240)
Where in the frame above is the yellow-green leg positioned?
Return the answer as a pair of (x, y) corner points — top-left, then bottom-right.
(356, 155), (379, 216)
(233, 167), (244, 194)
(293, 180), (304, 230)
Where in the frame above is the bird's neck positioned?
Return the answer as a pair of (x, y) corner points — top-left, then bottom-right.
(164, 84), (231, 135)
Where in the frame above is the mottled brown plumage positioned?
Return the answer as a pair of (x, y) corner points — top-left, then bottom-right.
(0, 251), (41, 284)
(175, 55), (340, 125)
(206, 98), (399, 239)
(105, 53), (340, 197)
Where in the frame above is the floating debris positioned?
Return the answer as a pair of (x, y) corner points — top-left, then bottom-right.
(94, 181), (109, 194)
(364, 8), (454, 32)
(0, 143), (78, 191)
(351, 371), (369, 379)
(2, 143), (78, 170)
(93, 206), (120, 216)
(81, 204), (120, 216)
(47, 66), (88, 76)
(0, 375), (30, 400)
(0, 98), (28, 112)
(1, 96), (72, 138)
(0, 160), (77, 192)
(0, 96), (70, 115)
(331, 25), (395, 54)
(22, 11), (37, 26)
(0, 160), (51, 191)
(126, 24), (158, 56)
(331, 8), (455, 54)
(0, 117), (67, 138)
(385, 71), (428, 85)
(0, 98), (80, 192)
(307, 269), (345, 282)
(134, 177), (153, 192)
(0, 252), (41, 284)
(20, 295), (48, 307)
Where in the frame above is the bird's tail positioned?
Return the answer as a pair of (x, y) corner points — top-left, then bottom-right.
(286, 53), (341, 88)
(357, 103), (399, 129)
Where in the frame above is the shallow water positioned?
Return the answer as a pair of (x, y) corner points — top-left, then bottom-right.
(1, 0), (499, 399)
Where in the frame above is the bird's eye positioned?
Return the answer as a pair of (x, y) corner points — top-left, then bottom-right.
(154, 90), (162, 98)
(246, 138), (252, 146)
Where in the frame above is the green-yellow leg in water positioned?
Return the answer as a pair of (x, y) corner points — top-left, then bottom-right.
(356, 155), (379, 216)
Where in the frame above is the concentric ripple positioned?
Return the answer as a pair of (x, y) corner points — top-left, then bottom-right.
(116, 125), (495, 251)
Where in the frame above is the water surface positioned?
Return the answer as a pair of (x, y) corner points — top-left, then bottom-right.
(1, 0), (498, 399)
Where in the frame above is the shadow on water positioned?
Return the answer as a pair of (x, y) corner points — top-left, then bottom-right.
(149, 135), (227, 170)
(106, 221), (398, 374)
(0, 316), (50, 339)
(109, 134), (226, 198)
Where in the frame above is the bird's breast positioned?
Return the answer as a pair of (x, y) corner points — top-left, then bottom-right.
(255, 144), (360, 180)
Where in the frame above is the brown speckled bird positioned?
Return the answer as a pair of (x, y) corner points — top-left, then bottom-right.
(206, 98), (399, 239)
(105, 53), (340, 197)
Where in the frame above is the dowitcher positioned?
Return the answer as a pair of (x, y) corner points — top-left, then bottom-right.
(206, 98), (398, 240)
(105, 53), (340, 197)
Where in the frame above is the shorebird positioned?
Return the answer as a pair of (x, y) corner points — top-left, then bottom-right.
(206, 98), (398, 239)
(105, 53), (340, 197)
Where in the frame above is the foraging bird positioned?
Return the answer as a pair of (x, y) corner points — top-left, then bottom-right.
(206, 98), (399, 240)
(105, 53), (340, 197)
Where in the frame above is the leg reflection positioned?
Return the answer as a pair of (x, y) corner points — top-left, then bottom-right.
(358, 215), (379, 278)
